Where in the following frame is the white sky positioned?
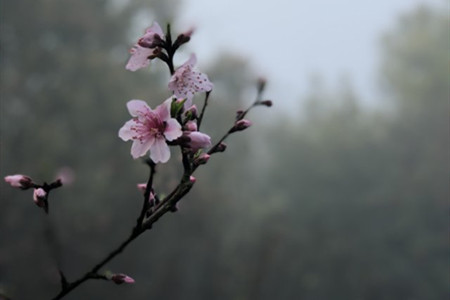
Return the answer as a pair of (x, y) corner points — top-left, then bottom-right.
(177, 0), (441, 111)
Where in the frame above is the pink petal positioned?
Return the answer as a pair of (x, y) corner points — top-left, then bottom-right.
(125, 46), (153, 71)
(185, 53), (197, 67)
(127, 100), (150, 117)
(197, 73), (213, 92)
(118, 119), (137, 141)
(154, 97), (172, 121)
(145, 22), (164, 37)
(149, 137), (170, 163)
(131, 137), (154, 159)
(164, 118), (182, 141)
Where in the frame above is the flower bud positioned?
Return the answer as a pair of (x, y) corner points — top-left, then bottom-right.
(230, 119), (252, 133)
(137, 183), (147, 193)
(189, 176), (196, 183)
(194, 153), (210, 166)
(185, 120), (198, 132)
(184, 105), (198, 120)
(186, 131), (211, 152)
(214, 142), (227, 153)
(259, 100), (273, 107)
(174, 28), (194, 48)
(33, 188), (47, 208)
(4, 174), (33, 190)
(111, 273), (135, 285)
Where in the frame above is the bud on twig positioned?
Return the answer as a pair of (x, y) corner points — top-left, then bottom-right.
(194, 153), (210, 166)
(185, 120), (198, 132)
(184, 105), (198, 120)
(4, 174), (33, 190)
(258, 100), (273, 107)
(173, 28), (194, 49)
(229, 119), (252, 133)
(33, 188), (48, 213)
(137, 183), (147, 193)
(210, 142), (227, 154)
(110, 273), (135, 285)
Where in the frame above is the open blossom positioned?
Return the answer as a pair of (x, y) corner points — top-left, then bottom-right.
(4, 174), (33, 189)
(119, 98), (182, 163)
(126, 22), (164, 71)
(168, 54), (213, 107)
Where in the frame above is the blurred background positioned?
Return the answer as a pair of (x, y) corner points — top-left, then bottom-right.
(0, 0), (448, 299)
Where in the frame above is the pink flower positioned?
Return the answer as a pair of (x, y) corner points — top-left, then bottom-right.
(4, 174), (33, 189)
(186, 131), (211, 152)
(168, 54), (213, 107)
(111, 273), (135, 285)
(126, 22), (164, 71)
(119, 98), (182, 163)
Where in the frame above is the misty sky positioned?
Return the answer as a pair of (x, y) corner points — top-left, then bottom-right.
(177, 0), (441, 111)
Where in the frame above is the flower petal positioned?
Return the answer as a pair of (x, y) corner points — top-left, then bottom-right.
(164, 118), (182, 141)
(125, 46), (153, 71)
(185, 53), (197, 67)
(118, 119), (137, 141)
(131, 137), (154, 159)
(150, 137), (170, 163)
(154, 97), (172, 121)
(127, 100), (150, 117)
(145, 22), (164, 38)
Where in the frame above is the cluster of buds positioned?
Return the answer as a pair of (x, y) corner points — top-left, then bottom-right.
(4, 174), (63, 213)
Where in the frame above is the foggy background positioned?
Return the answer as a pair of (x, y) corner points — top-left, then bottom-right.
(0, 0), (448, 299)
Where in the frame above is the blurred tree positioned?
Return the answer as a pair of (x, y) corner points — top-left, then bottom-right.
(252, 3), (449, 300)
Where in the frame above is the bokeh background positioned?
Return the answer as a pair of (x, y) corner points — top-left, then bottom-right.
(0, 0), (448, 299)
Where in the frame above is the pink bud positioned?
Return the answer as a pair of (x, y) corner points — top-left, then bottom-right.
(184, 105), (198, 119)
(111, 273), (135, 285)
(137, 183), (147, 193)
(189, 176), (196, 183)
(215, 142), (227, 153)
(230, 119), (252, 133)
(33, 188), (47, 207)
(174, 28), (195, 47)
(194, 153), (210, 165)
(4, 174), (33, 189)
(187, 131), (211, 151)
(185, 120), (197, 132)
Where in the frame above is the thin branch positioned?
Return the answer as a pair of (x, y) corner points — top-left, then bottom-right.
(197, 91), (211, 131)
(135, 160), (156, 233)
